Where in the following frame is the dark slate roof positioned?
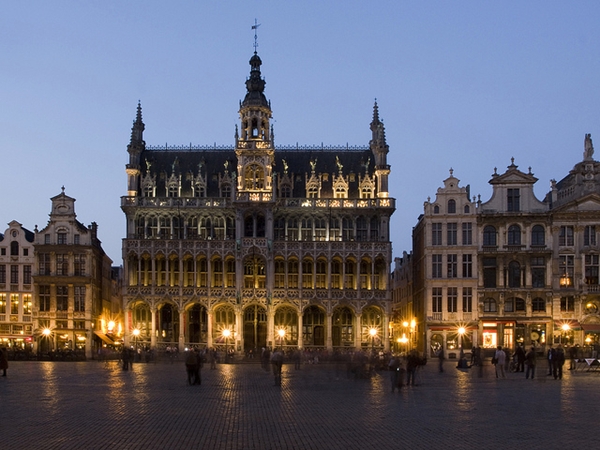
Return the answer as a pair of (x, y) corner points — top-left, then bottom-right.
(140, 145), (374, 198)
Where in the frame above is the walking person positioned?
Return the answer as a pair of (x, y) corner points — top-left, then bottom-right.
(525, 346), (536, 379)
(546, 345), (555, 376)
(494, 346), (506, 378)
(193, 349), (203, 385)
(271, 348), (284, 386)
(514, 344), (526, 372)
(185, 349), (198, 386)
(406, 350), (420, 386)
(0, 347), (8, 377)
(388, 355), (401, 392)
(553, 344), (565, 380)
(437, 347), (445, 373)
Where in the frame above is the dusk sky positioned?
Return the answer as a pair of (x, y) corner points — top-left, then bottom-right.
(2, 2), (600, 264)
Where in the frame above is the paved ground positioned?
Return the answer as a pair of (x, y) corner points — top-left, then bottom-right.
(1, 358), (599, 449)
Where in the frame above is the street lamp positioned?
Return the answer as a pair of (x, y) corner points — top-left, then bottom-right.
(42, 328), (53, 353)
(132, 328), (140, 350)
(223, 328), (231, 363)
(277, 328), (285, 350)
(561, 324), (570, 345)
(369, 328), (377, 354)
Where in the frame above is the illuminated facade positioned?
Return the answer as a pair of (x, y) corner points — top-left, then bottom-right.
(0, 221), (35, 353)
(33, 189), (116, 358)
(121, 50), (396, 353)
(411, 137), (600, 357)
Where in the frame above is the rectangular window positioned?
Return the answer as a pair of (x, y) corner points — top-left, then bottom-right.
(432, 223), (442, 246)
(56, 286), (69, 311)
(74, 286), (86, 312)
(462, 223), (472, 245)
(584, 226), (597, 246)
(39, 286), (50, 312)
(212, 260), (223, 288)
(225, 260), (236, 288)
(287, 260), (298, 289)
(39, 253), (51, 275)
(432, 287), (443, 313)
(74, 254), (86, 276)
(462, 254), (472, 278)
(23, 265), (31, 285)
(316, 261), (327, 289)
(56, 254), (69, 276)
(531, 257), (546, 288)
(507, 188), (520, 212)
(447, 287), (458, 313)
(559, 226), (574, 246)
(74, 234), (80, 245)
(44, 234), (50, 244)
(585, 254), (599, 285)
(559, 255), (574, 287)
(447, 254), (457, 278)
(0, 293), (5, 314)
(483, 257), (497, 288)
(302, 260), (313, 289)
(447, 223), (457, 246)
(10, 265), (18, 284)
(274, 260), (285, 288)
(560, 296), (575, 312)
(10, 294), (19, 314)
(432, 254), (442, 278)
(462, 287), (472, 312)
(23, 294), (32, 314)
(331, 261), (341, 289)
(0, 265), (5, 284)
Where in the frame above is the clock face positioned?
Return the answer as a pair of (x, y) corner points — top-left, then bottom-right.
(531, 331), (540, 341)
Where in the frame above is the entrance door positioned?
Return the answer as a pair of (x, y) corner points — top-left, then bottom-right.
(243, 305), (267, 352)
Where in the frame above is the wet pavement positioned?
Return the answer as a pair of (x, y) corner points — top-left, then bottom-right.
(1, 358), (599, 449)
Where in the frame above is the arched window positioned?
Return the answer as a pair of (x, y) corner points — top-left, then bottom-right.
(10, 241), (19, 256)
(464, 205), (470, 214)
(508, 225), (521, 245)
(332, 307), (354, 347)
(531, 225), (545, 246)
(508, 261), (521, 288)
(245, 164), (264, 189)
(483, 226), (497, 246)
(447, 199), (456, 214)
(433, 205), (440, 214)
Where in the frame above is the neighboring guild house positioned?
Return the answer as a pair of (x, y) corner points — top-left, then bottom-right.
(33, 188), (115, 359)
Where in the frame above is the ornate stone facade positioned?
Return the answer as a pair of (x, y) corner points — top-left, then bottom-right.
(121, 51), (396, 354)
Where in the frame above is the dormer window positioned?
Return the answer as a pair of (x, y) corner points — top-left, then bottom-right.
(447, 199), (456, 214)
(433, 205), (440, 214)
(245, 164), (265, 190)
(507, 188), (520, 212)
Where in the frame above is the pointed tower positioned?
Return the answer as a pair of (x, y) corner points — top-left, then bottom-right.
(235, 51), (275, 202)
(370, 101), (390, 198)
(126, 102), (146, 197)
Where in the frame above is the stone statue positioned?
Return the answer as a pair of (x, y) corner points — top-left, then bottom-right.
(584, 133), (594, 160)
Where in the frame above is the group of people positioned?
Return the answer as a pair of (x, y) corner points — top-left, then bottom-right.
(184, 348), (204, 385)
(388, 350), (427, 392)
(492, 343), (565, 380)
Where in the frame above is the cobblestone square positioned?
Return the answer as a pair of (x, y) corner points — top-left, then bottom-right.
(1, 360), (599, 449)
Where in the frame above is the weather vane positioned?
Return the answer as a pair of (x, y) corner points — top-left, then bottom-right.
(252, 19), (261, 52)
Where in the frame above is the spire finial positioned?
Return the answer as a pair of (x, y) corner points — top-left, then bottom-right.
(252, 19), (261, 53)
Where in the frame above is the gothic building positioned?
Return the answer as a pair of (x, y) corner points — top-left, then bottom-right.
(121, 50), (396, 354)
(408, 135), (600, 358)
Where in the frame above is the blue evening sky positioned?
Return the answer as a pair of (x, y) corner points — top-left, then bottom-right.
(1, 1), (600, 263)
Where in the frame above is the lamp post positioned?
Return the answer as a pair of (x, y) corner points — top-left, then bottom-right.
(223, 329), (231, 363)
(42, 328), (52, 354)
(132, 328), (140, 348)
(369, 328), (377, 355)
(277, 329), (285, 350)
(561, 324), (570, 345)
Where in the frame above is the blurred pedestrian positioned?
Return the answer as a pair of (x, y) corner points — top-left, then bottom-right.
(0, 347), (8, 377)
(553, 344), (565, 380)
(271, 348), (283, 386)
(525, 346), (536, 379)
(494, 346), (506, 378)
(388, 355), (401, 392)
(185, 349), (198, 386)
(437, 347), (445, 373)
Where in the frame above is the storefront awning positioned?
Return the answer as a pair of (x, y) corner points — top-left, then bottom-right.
(581, 323), (600, 333)
(93, 331), (114, 345)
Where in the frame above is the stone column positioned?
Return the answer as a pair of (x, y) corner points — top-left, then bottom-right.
(297, 311), (304, 349)
(326, 313), (333, 351)
(207, 310), (213, 348)
(355, 314), (362, 349)
(150, 307), (157, 349)
(178, 309), (185, 351)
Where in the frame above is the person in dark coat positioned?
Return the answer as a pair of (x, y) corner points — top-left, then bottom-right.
(185, 350), (198, 386)
(0, 347), (8, 377)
